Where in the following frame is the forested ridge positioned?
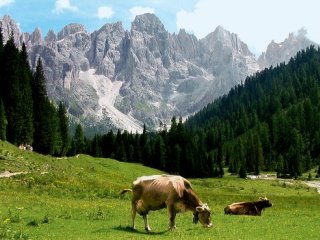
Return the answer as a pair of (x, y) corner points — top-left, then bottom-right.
(185, 45), (320, 178)
(85, 46), (320, 178)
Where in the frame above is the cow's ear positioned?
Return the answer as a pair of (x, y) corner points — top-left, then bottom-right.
(196, 206), (205, 212)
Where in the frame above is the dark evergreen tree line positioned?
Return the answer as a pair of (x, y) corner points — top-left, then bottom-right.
(0, 29), (70, 156)
(85, 118), (224, 178)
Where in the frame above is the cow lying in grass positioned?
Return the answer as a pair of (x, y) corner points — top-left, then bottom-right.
(121, 174), (212, 231)
(224, 197), (272, 216)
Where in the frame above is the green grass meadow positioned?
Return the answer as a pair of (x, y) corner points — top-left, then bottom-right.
(0, 141), (319, 239)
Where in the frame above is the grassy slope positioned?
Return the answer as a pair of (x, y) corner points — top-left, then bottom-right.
(0, 140), (319, 240)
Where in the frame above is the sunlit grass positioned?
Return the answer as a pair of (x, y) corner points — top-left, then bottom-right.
(0, 141), (319, 239)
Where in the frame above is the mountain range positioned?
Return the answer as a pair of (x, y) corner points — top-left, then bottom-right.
(0, 14), (317, 133)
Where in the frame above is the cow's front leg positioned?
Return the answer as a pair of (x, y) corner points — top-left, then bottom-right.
(167, 205), (177, 230)
(142, 214), (151, 232)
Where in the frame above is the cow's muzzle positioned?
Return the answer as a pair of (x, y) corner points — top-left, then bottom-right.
(205, 223), (213, 228)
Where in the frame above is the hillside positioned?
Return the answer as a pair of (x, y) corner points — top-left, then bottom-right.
(0, 140), (319, 239)
(0, 141), (162, 194)
(184, 46), (320, 177)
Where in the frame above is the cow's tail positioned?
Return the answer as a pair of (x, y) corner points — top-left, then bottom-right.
(120, 189), (132, 195)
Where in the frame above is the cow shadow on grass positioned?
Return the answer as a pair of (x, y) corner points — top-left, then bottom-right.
(113, 225), (168, 235)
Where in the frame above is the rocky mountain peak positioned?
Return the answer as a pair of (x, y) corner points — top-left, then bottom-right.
(45, 29), (57, 43)
(212, 25), (230, 40)
(31, 27), (42, 45)
(57, 23), (86, 40)
(258, 28), (316, 69)
(131, 13), (166, 35)
(96, 21), (125, 39)
(0, 15), (21, 45)
(175, 29), (200, 60)
(202, 25), (251, 56)
(88, 21), (125, 77)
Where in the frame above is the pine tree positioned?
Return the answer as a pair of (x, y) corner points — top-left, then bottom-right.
(0, 27), (3, 103)
(18, 43), (34, 145)
(127, 144), (134, 162)
(218, 161), (224, 177)
(133, 134), (141, 162)
(170, 116), (178, 134)
(2, 35), (22, 144)
(58, 102), (70, 156)
(169, 144), (181, 174)
(0, 27), (3, 50)
(46, 103), (60, 155)
(153, 134), (166, 170)
(0, 99), (7, 140)
(246, 132), (255, 173)
(142, 140), (151, 166)
(91, 134), (102, 157)
(304, 151), (312, 172)
(276, 154), (284, 177)
(114, 129), (126, 161)
(72, 123), (85, 154)
(239, 164), (247, 179)
(237, 138), (246, 178)
(254, 134), (264, 175)
(288, 129), (303, 177)
(316, 166), (320, 178)
(140, 124), (147, 151)
(101, 131), (114, 157)
(32, 58), (52, 153)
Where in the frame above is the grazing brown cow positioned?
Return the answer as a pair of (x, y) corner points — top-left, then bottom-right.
(121, 174), (212, 231)
(224, 197), (272, 216)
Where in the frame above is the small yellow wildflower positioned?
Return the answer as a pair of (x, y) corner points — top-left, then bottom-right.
(3, 218), (10, 224)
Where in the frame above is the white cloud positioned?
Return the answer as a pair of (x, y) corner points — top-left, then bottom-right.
(0, 0), (14, 7)
(129, 6), (155, 20)
(53, 0), (78, 14)
(97, 6), (114, 19)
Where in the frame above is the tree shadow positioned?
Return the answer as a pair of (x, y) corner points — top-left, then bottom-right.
(113, 225), (169, 235)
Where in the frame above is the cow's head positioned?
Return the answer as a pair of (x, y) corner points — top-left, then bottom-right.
(259, 197), (272, 208)
(193, 203), (212, 228)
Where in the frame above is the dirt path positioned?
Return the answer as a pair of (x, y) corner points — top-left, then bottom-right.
(0, 171), (28, 178)
(304, 181), (320, 193)
(248, 174), (320, 194)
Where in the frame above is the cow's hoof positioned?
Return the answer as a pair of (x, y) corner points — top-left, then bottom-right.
(145, 226), (152, 232)
(204, 223), (213, 228)
(169, 226), (177, 231)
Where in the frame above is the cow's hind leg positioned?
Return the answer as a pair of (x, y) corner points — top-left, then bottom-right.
(142, 213), (151, 232)
(131, 203), (137, 230)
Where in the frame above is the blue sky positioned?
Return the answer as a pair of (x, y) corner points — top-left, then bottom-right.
(0, 0), (319, 54)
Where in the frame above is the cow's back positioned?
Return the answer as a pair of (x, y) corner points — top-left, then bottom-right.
(131, 175), (189, 211)
(225, 202), (259, 215)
